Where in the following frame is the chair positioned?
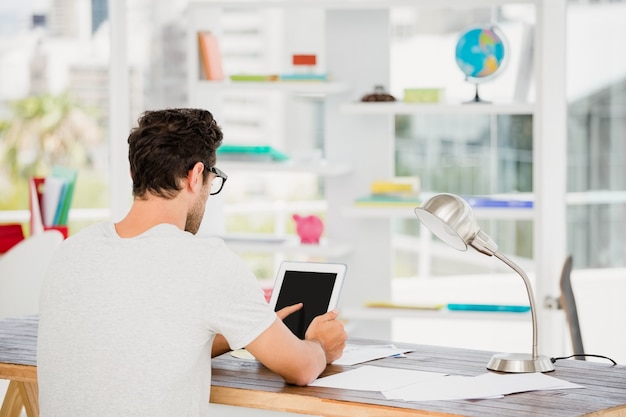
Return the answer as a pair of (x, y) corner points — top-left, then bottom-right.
(0, 230), (64, 319)
(558, 255), (585, 358)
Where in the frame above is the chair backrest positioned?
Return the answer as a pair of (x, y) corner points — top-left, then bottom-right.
(559, 255), (585, 357)
(0, 230), (64, 319)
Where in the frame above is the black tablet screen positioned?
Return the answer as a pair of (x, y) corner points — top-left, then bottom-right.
(274, 270), (337, 339)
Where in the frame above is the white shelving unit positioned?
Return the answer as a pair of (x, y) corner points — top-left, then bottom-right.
(186, 0), (568, 348)
(219, 159), (352, 176)
(193, 80), (350, 95)
(340, 102), (535, 116)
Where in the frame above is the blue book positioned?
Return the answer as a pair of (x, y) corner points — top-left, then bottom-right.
(447, 303), (531, 313)
(462, 196), (533, 208)
(279, 73), (327, 82)
(51, 166), (78, 225)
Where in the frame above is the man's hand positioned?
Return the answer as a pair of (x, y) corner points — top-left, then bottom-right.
(304, 309), (347, 364)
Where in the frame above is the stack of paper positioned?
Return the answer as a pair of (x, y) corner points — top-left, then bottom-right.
(310, 366), (584, 402)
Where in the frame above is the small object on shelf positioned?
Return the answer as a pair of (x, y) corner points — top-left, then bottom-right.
(356, 177), (421, 207)
(197, 31), (224, 81)
(229, 74), (279, 82)
(354, 194), (421, 207)
(455, 25), (508, 103)
(365, 301), (444, 310)
(279, 73), (327, 82)
(370, 177), (420, 194)
(217, 145), (289, 162)
(447, 303), (530, 313)
(292, 54), (318, 74)
(292, 214), (324, 244)
(293, 54), (317, 67)
(462, 195), (533, 208)
(0, 224), (25, 254)
(360, 85), (396, 102)
(403, 88), (444, 103)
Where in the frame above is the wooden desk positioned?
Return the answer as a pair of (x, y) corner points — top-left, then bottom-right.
(1, 315), (626, 417)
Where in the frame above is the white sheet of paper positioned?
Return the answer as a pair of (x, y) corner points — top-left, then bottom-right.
(308, 365), (447, 392)
(473, 372), (584, 394)
(382, 372), (584, 402)
(332, 344), (413, 366)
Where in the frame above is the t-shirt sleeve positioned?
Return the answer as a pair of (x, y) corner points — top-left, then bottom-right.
(205, 244), (277, 350)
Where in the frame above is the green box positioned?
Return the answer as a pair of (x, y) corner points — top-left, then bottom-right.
(403, 88), (443, 103)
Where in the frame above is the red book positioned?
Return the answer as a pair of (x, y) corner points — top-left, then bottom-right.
(197, 31), (224, 81)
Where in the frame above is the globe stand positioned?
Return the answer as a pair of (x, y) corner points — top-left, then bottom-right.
(464, 83), (490, 104)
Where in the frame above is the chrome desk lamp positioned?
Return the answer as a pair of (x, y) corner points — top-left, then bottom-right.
(414, 193), (554, 373)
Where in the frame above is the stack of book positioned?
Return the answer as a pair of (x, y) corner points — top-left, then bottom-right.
(29, 166), (78, 237)
(354, 177), (421, 207)
(217, 145), (289, 162)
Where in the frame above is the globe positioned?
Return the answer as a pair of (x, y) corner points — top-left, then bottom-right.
(455, 26), (507, 102)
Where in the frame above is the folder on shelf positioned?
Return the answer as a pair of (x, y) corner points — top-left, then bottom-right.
(29, 177), (46, 235)
(278, 73), (327, 82)
(0, 224), (25, 254)
(42, 176), (66, 227)
(462, 196), (533, 208)
(197, 31), (224, 81)
(229, 74), (279, 82)
(365, 301), (444, 310)
(50, 166), (78, 225)
(217, 145), (289, 162)
(354, 194), (421, 207)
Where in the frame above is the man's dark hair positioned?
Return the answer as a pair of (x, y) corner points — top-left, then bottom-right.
(128, 108), (223, 199)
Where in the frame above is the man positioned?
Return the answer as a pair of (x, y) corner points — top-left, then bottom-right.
(37, 108), (347, 417)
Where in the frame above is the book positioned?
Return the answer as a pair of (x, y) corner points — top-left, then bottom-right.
(354, 194), (421, 207)
(365, 301), (444, 310)
(229, 74), (279, 82)
(447, 303), (531, 313)
(278, 73), (327, 82)
(462, 196), (533, 208)
(197, 31), (224, 81)
(42, 176), (66, 227)
(51, 166), (78, 225)
(217, 145), (289, 162)
(28, 177), (45, 235)
(370, 177), (419, 194)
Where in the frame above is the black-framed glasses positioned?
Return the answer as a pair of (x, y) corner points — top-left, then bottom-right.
(208, 166), (227, 195)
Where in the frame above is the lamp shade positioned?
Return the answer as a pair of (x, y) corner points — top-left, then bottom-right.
(415, 193), (498, 256)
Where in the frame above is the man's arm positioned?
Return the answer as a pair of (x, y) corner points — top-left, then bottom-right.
(211, 303), (306, 358)
(245, 309), (346, 386)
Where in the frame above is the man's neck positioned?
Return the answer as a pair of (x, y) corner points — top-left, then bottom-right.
(115, 196), (186, 238)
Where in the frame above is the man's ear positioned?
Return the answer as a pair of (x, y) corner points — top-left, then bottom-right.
(188, 162), (205, 191)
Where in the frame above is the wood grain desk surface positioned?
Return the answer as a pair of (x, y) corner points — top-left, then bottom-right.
(1, 315), (626, 417)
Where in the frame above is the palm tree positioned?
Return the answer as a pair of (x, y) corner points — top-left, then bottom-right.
(0, 92), (103, 207)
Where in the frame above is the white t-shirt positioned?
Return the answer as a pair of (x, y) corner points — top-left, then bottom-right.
(38, 222), (276, 417)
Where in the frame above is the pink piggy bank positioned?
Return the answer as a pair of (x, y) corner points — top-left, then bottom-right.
(292, 214), (324, 244)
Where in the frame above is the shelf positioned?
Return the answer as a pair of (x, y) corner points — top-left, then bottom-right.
(194, 80), (350, 95)
(192, 0), (539, 10)
(221, 235), (353, 258)
(219, 159), (352, 176)
(340, 101), (535, 116)
(343, 205), (534, 220)
(341, 306), (530, 322)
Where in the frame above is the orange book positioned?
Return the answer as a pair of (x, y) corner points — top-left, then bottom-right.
(197, 31), (224, 81)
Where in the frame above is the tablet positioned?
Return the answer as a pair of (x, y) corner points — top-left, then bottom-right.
(268, 261), (347, 339)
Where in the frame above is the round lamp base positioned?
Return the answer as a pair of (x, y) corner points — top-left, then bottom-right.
(487, 353), (555, 373)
